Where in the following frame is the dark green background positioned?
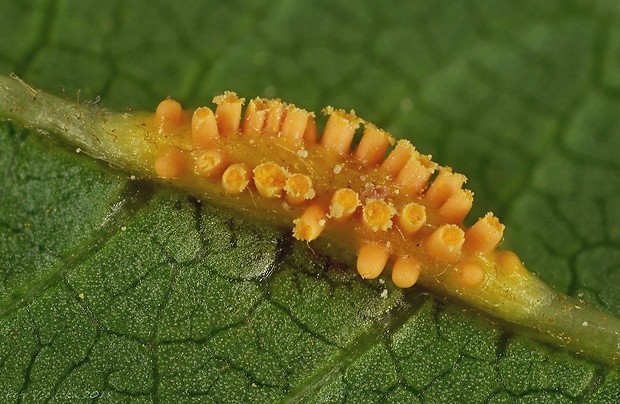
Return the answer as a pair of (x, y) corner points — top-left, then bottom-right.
(1, 0), (619, 402)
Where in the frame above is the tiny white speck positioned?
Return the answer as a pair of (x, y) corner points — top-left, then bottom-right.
(130, 175), (136, 180)
(379, 279), (385, 284)
(582, 321), (588, 327)
(386, 241), (391, 249)
(360, 175), (366, 181)
(333, 164), (343, 174)
(318, 219), (326, 226)
(75, 148), (82, 153)
(578, 292), (584, 297)
(282, 202), (292, 211)
(380, 289), (388, 299)
(249, 139), (255, 144)
(121, 226), (127, 231)
(394, 189), (400, 195)
(297, 149), (308, 158)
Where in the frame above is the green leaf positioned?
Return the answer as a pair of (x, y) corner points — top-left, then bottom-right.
(1, 0), (620, 402)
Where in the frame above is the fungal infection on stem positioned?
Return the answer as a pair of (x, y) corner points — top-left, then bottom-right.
(0, 74), (619, 366)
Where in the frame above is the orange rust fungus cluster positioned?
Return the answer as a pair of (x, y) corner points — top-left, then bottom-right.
(152, 92), (506, 290)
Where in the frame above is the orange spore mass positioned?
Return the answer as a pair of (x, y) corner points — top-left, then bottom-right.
(221, 163), (251, 194)
(362, 199), (395, 231)
(464, 213), (505, 254)
(281, 107), (311, 141)
(380, 140), (415, 176)
(320, 107), (360, 155)
(241, 99), (268, 136)
(392, 257), (421, 288)
(425, 224), (465, 263)
(154, 147), (186, 178)
(214, 91), (244, 136)
(456, 262), (485, 287)
(147, 92), (507, 289)
(397, 202), (426, 235)
(353, 124), (391, 167)
(285, 173), (315, 205)
(253, 163), (290, 199)
(394, 154), (436, 194)
(438, 189), (473, 224)
(263, 99), (285, 136)
(191, 107), (219, 148)
(329, 188), (360, 220)
(357, 243), (389, 279)
(493, 250), (521, 276)
(293, 204), (328, 241)
(155, 99), (185, 133)
(194, 150), (227, 177)
(423, 168), (466, 208)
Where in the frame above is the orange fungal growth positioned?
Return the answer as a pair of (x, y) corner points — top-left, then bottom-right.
(253, 162), (290, 199)
(191, 107), (219, 148)
(143, 91), (504, 288)
(155, 99), (185, 133)
(353, 124), (392, 167)
(213, 91), (244, 136)
(425, 224), (465, 263)
(397, 202), (426, 235)
(303, 115), (318, 143)
(284, 173), (316, 204)
(264, 99), (285, 136)
(68, 91), (537, 303)
(395, 154), (436, 194)
(464, 213), (505, 254)
(423, 168), (466, 208)
(380, 140), (415, 176)
(193, 150), (227, 177)
(154, 147), (186, 178)
(438, 189), (473, 224)
(5, 75), (620, 367)
(241, 98), (268, 136)
(281, 106), (311, 141)
(221, 163), (251, 194)
(391, 257), (421, 288)
(293, 204), (328, 242)
(362, 198), (396, 231)
(456, 262), (485, 287)
(357, 243), (389, 279)
(494, 249), (522, 276)
(320, 107), (361, 155)
(328, 188), (360, 220)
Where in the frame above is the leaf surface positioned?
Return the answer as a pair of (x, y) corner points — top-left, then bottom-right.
(0, 0), (619, 402)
